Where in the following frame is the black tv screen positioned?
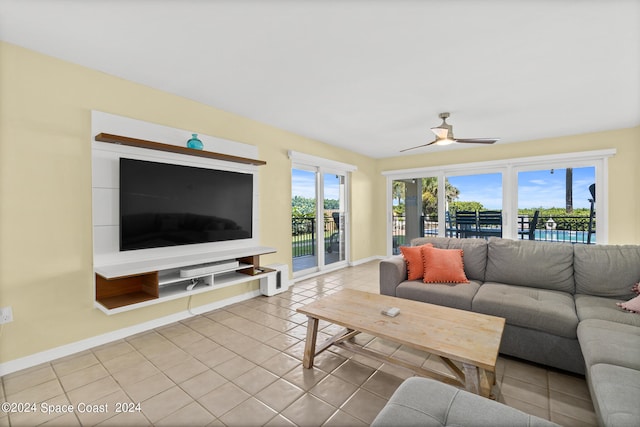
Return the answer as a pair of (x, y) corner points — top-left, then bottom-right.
(119, 158), (253, 251)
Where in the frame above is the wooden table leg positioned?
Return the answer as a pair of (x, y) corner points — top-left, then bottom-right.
(462, 363), (492, 398)
(462, 363), (480, 395)
(302, 316), (319, 369)
(479, 369), (492, 399)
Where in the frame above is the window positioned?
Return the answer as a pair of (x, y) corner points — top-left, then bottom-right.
(446, 172), (503, 239)
(383, 149), (613, 255)
(517, 166), (596, 243)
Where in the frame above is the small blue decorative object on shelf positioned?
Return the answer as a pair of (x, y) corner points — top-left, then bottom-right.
(186, 133), (203, 150)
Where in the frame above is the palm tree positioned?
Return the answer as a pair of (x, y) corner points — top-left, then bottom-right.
(566, 168), (573, 213)
(392, 181), (405, 215)
(392, 181), (404, 207)
(422, 177), (459, 217)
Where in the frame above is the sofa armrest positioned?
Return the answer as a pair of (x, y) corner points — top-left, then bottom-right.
(379, 256), (407, 296)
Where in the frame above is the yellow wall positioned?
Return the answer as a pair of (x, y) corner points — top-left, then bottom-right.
(0, 41), (638, 366)
(377, 127), (640, 244)
(0, 42), (377, 364)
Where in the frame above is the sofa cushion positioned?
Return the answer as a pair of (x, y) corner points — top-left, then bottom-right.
(421, 246), (469, 284)
(371, 377), (558, 427)
(485, 238), (575, 293)
(412, 237), (487, 282)
(577, 318), (640, 370)
(573, 244), (640, 299)
(472, 283), (578, 338)
(397, 280), (481, 311)
(411, 236), (451, 249)
(588, 363), (640, 427)
(445, 238), (488, 282)
(574, 294), (640, 327)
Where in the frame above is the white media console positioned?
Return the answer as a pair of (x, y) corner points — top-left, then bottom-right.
(94, 246), (276, 315)
(91, 112), (276, 315)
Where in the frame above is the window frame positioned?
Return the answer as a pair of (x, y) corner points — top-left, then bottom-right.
(289, 151), (356, 277)
(383, 149), (615, 255)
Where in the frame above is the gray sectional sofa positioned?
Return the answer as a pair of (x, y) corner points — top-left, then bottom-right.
(372, 377), (558, 427)
(379, 237), (640, 426)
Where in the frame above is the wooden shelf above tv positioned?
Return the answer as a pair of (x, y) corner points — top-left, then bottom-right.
(94, 133), (267, 166)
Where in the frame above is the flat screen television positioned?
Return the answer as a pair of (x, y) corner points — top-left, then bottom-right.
(119, 158), (253, 251)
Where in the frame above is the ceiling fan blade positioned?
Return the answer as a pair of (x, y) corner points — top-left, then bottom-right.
(454, 138), (498, 144)
(400, 140), (438, 152)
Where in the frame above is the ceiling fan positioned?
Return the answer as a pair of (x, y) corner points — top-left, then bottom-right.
(400, 112), (499, 152)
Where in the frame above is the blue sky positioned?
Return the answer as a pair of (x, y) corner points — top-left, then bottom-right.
(447, 173), (503, 209)
(294, 167), (596, 210)
(517, 167), (595, 209)
(291, 169), (340, 200)
(448, 167), (595, 210)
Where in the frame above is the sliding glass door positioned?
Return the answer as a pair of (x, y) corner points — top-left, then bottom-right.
(292, 167), (318, 272)
(391, 176), (440, 254)
(323, 172), (346, 266)
(292, 167), (349, 275)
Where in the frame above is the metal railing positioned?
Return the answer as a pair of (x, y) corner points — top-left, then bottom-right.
(523, 215), (596, 244)
(292, 217), (340, 258)
(391, 213), (596, 247)
(295, 213), (596, 258)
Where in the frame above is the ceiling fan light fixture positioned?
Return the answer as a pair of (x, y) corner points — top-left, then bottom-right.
(430, 126), (449, 139)
(435, 138), (455, 146)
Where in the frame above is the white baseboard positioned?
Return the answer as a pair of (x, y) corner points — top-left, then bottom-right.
(291, 256), (384, 283)
(349, 255), (385, 266)
(0, 289), (261, 377)
(291, 264), (344, 283)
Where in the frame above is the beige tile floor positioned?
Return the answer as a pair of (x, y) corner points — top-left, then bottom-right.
(1, 261), (597, 426)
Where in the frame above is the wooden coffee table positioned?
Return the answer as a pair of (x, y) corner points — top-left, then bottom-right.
(296, 289), (505, 398)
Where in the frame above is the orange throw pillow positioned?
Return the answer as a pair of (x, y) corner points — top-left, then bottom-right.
(421, 246), (469, 284)
(400, 244), (433, 280)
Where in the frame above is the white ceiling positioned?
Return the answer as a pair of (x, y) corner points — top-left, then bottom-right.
(1, 0), (638, 159)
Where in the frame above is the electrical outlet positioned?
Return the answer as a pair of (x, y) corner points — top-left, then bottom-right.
(0, 306), (13, 324)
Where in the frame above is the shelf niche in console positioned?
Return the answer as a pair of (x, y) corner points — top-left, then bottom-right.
(96, 271), (159, 310)
(94, 246), (276, 314)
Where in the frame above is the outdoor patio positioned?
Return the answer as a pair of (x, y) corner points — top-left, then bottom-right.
(293, 251), (343, 272)
(292, 216), (344, 272)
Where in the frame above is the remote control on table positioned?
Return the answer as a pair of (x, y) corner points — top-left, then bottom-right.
(381, 307), (400, 317)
